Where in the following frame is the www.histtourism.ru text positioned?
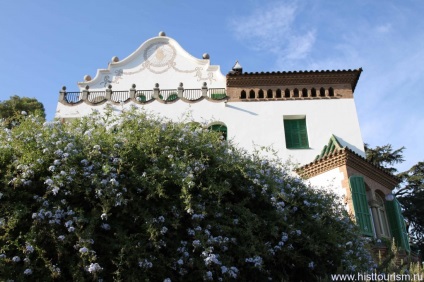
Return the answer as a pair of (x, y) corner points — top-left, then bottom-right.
(331, 272), (423, 281)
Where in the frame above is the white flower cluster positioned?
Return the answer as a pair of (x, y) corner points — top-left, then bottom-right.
(221, 265), (239, 279)
(138, 258), (153, 269)
(87, 262), (102, 273)
(245, 256), (263, 268)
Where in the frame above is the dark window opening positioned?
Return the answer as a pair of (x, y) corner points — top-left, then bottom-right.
(284, 89), (290, 98)
(267, 89), (273, 98)
(329, 87), (334, 97)
(258, 89), (264, 98)
(311, 88), (317, 97)
(302, 88), (308, 97)
(276, 89), (282, 98)
(320, 87), (325, 97)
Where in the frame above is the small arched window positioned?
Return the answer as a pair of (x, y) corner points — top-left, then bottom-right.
(328, 87), (334, 97)
(320, 87), (326, 97)
(284, 89), (290, 98)
(293, 88), (299, 98)
(240, 90), (246, 99)
(302, 88), (308, 97)
(258, 89), (264, 98)
(267, 89), (273, 98)
(311, 88), (317, 97)
(208, 124), (227, 140)
(249, 90), (255, 99)
(276, 89), (282, 98)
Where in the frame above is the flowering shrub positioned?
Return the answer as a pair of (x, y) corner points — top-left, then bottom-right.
(0, 108), (374, 281)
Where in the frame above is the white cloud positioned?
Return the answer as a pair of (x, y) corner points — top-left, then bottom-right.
(375, 23), (392, 34)
(230, 1), (316, 63)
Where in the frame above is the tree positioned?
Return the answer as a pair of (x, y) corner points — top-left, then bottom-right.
(0, 95), (45, 128)
(364, 143), (405, 174)
(365, 144), (424, 255)
(397, 162), (424, 253)
(0, 108), (374, 281)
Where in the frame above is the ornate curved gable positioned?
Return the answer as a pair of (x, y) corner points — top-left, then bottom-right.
(78, 32), (226, 91)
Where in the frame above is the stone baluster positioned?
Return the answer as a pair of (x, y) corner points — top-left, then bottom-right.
(59, 86), (67, 103)
(178, 82), (184, 98)
(106, 84), (112, 101)
(201, 82), (208, 97)
(130, 84), (136, 99)
(82, 85), (89, 101)
(153, 83), (160, 99)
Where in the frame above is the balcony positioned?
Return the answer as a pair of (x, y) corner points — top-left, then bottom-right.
(59, 83), (227, 105)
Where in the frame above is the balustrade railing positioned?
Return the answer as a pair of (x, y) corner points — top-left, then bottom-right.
(159, 89), (178, 101)
(135, 90), (153, 102)
(111, 91), (130, 102)
(59, 83), (227, 105)
(183, 89), (202, 100)
(209, 88), (227, 100)
(65, 92), (82, 103)
(88, 91), (107, 103)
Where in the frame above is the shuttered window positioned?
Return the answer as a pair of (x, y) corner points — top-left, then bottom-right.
(385, 198), (410, 252)
(209, 124), (227, 140)
(284, 119), (309, 149)
(349, 176), (374, 236)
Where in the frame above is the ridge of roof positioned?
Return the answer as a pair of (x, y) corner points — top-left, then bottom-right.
(315, 134), (343, 161)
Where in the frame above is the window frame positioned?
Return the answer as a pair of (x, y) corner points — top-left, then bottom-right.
(375, 193), (391, 238)
(283, 117), (309, 149)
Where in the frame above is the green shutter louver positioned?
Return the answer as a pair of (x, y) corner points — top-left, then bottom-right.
(284, 119), (309, 149)
(209, 124), (227, 140)
(349, 176), (374, 236)
(385, 198), (410, 252)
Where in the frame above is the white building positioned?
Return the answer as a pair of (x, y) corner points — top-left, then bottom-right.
(55, 32), (409, 252)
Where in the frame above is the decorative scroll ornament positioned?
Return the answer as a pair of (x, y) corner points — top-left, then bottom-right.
(115, 42), (217, 84)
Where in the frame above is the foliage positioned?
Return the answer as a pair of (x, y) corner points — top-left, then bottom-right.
(376, 239), (423, 281)
(0, 95), (46, 128)
(397, 162), (424, 254)
(0, 108), (374, 281)
(365, 144), (424, 257)
(364, 143), (405, 174)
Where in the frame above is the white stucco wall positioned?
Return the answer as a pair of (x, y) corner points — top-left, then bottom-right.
(56, 97), (365, 167)
(77, 36), (226, 91)
(308, 167), (349, 212)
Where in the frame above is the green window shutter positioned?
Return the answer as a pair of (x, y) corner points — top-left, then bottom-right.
(209, 124), (227, 140)
(349, 176), (374, 236)
(284, 119), (309, 149)
(385, 198), (410, 252)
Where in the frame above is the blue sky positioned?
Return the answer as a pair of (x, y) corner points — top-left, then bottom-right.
(1, 0), (423, 172)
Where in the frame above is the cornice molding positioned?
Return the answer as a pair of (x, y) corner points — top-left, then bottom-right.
(298, 148), (400, 189)
(226, 69), (362, 92)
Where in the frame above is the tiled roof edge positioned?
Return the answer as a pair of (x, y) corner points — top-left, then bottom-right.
(227, 68), (363, 76)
